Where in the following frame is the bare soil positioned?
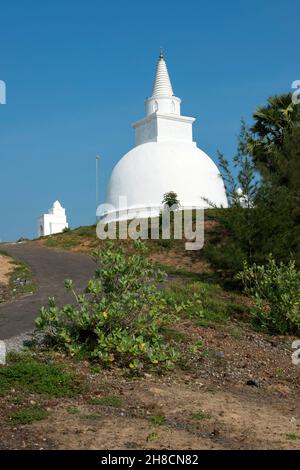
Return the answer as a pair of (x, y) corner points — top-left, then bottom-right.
(0, 254), (15, 303)
(0, 255), (14, 285)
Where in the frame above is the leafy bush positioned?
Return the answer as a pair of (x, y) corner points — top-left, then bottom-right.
(236, 255), (300, 334)
(35, 241), (178, 371)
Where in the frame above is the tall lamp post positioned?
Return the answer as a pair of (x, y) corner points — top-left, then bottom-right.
(96, 155), (100, 220)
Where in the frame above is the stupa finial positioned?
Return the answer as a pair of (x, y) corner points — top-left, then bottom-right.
(152, 48), (173, 97)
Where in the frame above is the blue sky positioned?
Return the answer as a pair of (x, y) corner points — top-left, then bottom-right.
(0, 0), (299, 241)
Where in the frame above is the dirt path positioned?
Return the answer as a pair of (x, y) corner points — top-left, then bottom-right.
(0, 243), (95, 340)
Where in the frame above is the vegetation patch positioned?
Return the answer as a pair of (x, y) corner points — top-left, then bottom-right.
(0, 250), (36, 301)
(9, 405), (48, 425)
(237, 255), (300, 334)
(41, 225), (98, 251)
(146, 432), (159, 442)
(0, 354), (83, 397)
(162, 280), (234, 328)
(149, 415), (166, 426)
(67, 406), (80, 414)
(191, 410), (211, 420)
(286, 433), (300, 441)
(88, 396), (121, 408)
(9, 261), (36, 296)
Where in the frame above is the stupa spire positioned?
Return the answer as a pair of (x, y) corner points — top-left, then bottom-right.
(152, 49), (174, 97)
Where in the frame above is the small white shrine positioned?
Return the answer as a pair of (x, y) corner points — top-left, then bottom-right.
(38, 200), (68, 237)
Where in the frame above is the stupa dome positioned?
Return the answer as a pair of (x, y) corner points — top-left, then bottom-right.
(101, 50), (227, 222)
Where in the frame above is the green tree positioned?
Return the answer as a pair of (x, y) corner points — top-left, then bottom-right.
(205, 119), (300, 276)
(205, 124), (259, 275)
(258, 127), (300, 266)
(247, 93), (300, 177)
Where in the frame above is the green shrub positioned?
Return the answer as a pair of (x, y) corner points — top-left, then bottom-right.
(236, 255), (300, 334)
(35, 241), (178, 371)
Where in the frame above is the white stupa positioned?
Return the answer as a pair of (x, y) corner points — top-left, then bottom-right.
(38, 200), (68, 237)
(101, 51), (227, 222)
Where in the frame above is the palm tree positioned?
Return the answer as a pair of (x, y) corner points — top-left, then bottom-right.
(247, 93), (299, 175)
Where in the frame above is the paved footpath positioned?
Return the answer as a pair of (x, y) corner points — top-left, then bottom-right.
(0, 243), (95, 340)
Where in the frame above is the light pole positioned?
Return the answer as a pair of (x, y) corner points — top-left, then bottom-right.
(96, 155), (100, 219)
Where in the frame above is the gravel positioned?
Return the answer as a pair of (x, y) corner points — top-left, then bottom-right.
(4, 330), (46, 354)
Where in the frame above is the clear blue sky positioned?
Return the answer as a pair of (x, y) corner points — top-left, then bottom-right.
(0, 0), (299, 241)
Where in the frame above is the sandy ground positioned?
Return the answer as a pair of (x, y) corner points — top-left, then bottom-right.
(0, 255), (14, 285)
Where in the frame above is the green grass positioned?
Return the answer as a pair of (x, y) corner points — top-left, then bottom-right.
(162, 279), (249, 329)
(146, 432), (159, 442)
(67, 406), (80, 414)
(158, 263), (220, 283)
(149, 415), (166, 426)
(286, 433), (300, 440)
(0, 355), (83, 397)
(45, 238), (77, 250)
(10, 261), (36, 295)
(192, 410), (211, 420)
(9, 405), (48, 424)
(88, 396), (122, 408)
(41, 225), (97, 251)
(89, 364), (102, 374)
(163, 280), (229, 327)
